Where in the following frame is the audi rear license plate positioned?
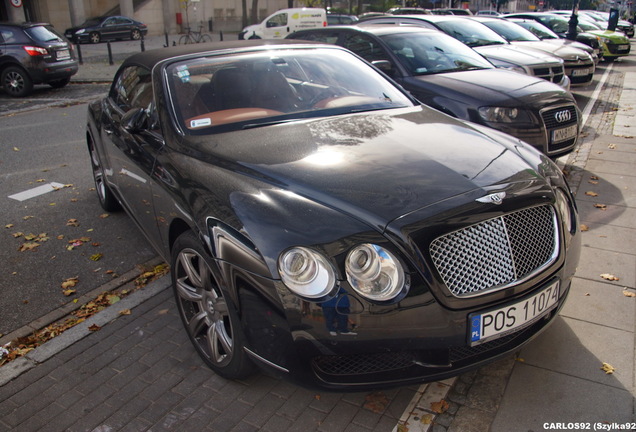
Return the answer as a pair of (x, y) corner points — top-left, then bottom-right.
(468, 280), (559, 346)
(551, 124), (578, 143)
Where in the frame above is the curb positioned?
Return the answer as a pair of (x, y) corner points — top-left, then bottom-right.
(0, 276), (170, 387)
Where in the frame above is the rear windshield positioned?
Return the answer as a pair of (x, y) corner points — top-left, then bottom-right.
(24, 25), (66, 43)
(165, 47), (414, 134)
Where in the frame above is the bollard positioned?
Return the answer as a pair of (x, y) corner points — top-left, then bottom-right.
(107, 41), (113, 65)
(76, 43), (83, 65)
(220, 31), (223, 41)
(164, 32), (169, 48)
(140, 35), (145, 52)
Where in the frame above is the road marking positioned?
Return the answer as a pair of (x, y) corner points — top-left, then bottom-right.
(8, 182), (66, 202)
(581, 62), (614, 127)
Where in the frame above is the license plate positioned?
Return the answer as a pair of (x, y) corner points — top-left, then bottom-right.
(572, 68), (589, 76)
(56, 49), (70, 60)
(551, 124), (577, 144)
(619, 45), (630, 51)
(468, 280), (559, 345)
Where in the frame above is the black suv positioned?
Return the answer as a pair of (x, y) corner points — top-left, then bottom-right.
(0, 22), (78, 97)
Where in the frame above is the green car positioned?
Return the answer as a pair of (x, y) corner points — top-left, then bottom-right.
(575, 19), (631, 61)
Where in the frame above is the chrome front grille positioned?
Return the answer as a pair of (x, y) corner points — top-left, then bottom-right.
(429, 205), (558, 297)
(532, 65), (565, 84)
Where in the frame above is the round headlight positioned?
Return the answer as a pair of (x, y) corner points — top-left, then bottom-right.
(278, 247), (336, 299)
(345, 244), (406, 302)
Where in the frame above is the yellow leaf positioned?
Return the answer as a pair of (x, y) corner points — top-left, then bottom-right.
(5, 224), (14, 229)
(601, 362), (615, 374)
(420, 414), (433, 425)
(119, 309), (132, 316)
(12, 232), (24, 238)
(13, 147), (19, 151)
(61, 277), (79, 289)
(623, 290), (636, 298)
(608, 144), (617, 149)
(600, 273), (620, 281)
(580, 224), (589, 232)
(585, 191), (598, 197)
(89, 253), (103, 261)
(430, 399), (449, 414)
(63, 289), (76, 296)
(19, 242), (40, 252)
(593, 204), (607, 210)
(36, 179), (46, 183)
(66, 219), (80, 227)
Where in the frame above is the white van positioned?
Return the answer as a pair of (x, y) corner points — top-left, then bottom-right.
(239, 8), (327, 40)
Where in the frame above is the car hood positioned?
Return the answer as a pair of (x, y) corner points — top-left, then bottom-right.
(510, 40), (592, 62)
(542, 39), (595, 54)
(474, 44), (562, 66)
(585, 29), (629, 42)
(409, 69), (568, 105)
(183, 106), (540, 228)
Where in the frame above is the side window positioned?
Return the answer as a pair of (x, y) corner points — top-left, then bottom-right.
(266, 13), (288, 28)
(110, 66), (153, 112)
(104, 18), (116, 27)
(342, 34), (390, 64)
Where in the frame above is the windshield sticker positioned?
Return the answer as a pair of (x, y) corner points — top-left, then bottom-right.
(190, 118), (212, 128)
(176, 65), (190, 83)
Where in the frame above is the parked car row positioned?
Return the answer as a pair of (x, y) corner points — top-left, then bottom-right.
(86, 39), (582, 391)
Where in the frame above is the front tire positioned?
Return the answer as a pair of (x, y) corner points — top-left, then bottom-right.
(89, 32), (101, 44)
(1, 66), (33, 97)
(88, 137), (120, 212)
(171, 231), (255, 379)
(131, 29), (142, 40)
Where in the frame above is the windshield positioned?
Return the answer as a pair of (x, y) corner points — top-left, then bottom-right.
(24, 25), (65, 43)
(435, 19), (508, 47)
(577, 20), (602, 31)
(537, 16), (570, 34)
(511, 20), (559, 39)
(381, 32), (493, 75)
(481, 20), (540, 42)
(166, 48), (413, 133)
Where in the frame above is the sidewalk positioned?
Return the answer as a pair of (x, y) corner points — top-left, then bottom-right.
(0, 41), (634, 432)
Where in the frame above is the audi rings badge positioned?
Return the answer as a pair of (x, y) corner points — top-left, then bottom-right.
(554, 110), (572, 123)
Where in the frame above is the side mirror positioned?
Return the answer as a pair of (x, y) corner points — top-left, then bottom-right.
(121, 107), (148, 134)
(372, 60), (394, 76)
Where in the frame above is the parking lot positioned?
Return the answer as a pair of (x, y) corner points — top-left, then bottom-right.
(0, 36), (635, 431)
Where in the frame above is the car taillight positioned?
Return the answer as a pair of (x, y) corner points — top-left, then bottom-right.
(23, 46), (49, 56)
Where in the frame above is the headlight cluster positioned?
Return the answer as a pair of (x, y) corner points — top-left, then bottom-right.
(478, 107), (533, 124)
(555, 188), (575, 235)
(278, 244), (407, 303)
(489, 59), (527, 75)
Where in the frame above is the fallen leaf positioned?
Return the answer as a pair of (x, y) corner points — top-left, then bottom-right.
(594, 204), (607, 210)
(23, 216), (33, 220)
(106, 294), (121, 305)
(590, 176), (599, 180)
(119, 309), (132, 316)
(13, 147), (19, 151)
(19, 242), (40, 252)
(588, 180), (599, 185)
(5, 224), (14, 229)
(608, 144), (617, 149)
(61, 277), (79, 289)
(623, 290), (636, 298)
(89, 253), (103, 261)
(62, 289), (76, 296)
(600, 273), (620, 281)
(66, 219), (80, 227)
(12, 232), (24, 238)
(99, 214), (110, 219)
(585, 191), (598, 197)
(364, 392), (389, 413)
(600, 362), (615, 374)
(420, 414), (433, 425)
(580, 224), (589, 232)
(36, 179), (46, 183)
(88, 324), (101, 332)
(430, 399), (449, 414)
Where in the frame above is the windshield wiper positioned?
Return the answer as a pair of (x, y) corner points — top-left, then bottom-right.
(241, 118), (298, 130)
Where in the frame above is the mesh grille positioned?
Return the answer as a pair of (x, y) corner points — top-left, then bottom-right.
(429, 205), (557, 297)
(312, 351), (415, 376)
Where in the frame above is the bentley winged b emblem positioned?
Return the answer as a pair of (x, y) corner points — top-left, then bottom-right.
(476, 191), (506, 205)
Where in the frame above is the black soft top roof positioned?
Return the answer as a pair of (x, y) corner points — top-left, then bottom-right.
(121, 39), (325, 70)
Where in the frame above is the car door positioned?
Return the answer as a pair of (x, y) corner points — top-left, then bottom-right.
(100, 17), (121, 41)
(101, 65), (165, 250)
(263, 12), (289, 38)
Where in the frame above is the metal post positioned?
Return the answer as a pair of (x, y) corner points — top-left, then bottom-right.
(140, 34), (145, 52)
(76, 43), (83, 65)
(220, 31), (223, 41)
(566, 0), (579, 41)
(107, 41), (114, 65)
(164, 32), (169, 48)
